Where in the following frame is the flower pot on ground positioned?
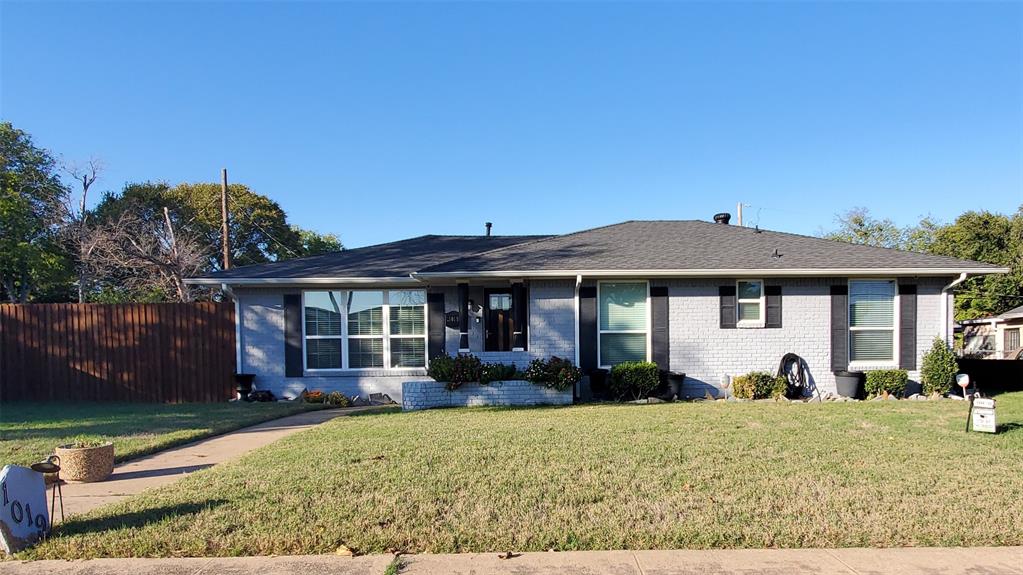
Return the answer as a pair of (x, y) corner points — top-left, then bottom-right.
(55, 441), (114, 482)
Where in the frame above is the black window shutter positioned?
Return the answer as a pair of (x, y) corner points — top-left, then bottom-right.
(650, 286), (670, 370)
(427, 291), (446, 360)
(579, 286), (597, 370)
(512, 282), (527, 350)
(830, 285), (848, 371)
(765, 285), (782, 328)
(719, 285), (737, 329)
(898, 283), (917, 370)
(283, 293), (304, 377)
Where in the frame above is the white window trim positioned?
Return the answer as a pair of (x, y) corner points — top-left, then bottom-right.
(847, 278), (900, 370)
(301, 289), (429, 373)
(736, 279), (766, 329)
(597, 280), (651, 369)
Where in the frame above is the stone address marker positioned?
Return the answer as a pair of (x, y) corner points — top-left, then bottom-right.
(0, 465), (49, 553)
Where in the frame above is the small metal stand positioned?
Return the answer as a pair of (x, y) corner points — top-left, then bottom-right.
(30, 455), (64, 531)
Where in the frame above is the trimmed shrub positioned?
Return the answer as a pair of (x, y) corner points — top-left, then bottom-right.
(304, 390), (325, 403)
(523, 356), (582, 391)
(731, 371), (787, 400)
(607, 361), (660, 401)
(479, 362), (521, 386)
(865, 369), (908, 397)
(426, 354), (455, 383)
(921, 337), (958, 396)
(427, 353), (483, 390)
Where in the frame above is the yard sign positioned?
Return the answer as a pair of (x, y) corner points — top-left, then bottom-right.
(0, 465), (49, 553)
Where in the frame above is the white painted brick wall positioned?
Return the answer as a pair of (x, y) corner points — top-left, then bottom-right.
(666, 277), (950, 398)
(402, 380), (572, 410)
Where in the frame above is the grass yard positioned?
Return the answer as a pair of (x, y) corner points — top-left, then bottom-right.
(0, 401), (323, 467)
(23, 393), (1023, 559)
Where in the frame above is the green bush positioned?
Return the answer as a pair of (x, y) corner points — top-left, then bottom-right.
(427, 353), (483, 390)
(426, 354), (455, 383)
(607, 362), (660, 401)
(326, 391), (351, 407)
(731, 371), (787, 400)
(864, 369), (908, 397)
(921, 337), (958, 396)
(479, 362), (521, 386)
(523, 356), (582, 391)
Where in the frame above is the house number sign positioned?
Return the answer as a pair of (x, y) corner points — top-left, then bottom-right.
(0, 465), (49, 553)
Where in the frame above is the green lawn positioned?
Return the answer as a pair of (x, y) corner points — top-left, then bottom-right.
(22, 393), (1023, 559)
(1, 401), (323, 467)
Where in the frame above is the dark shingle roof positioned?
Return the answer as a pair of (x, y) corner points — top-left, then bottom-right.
(195, 235), (549, 280)
(417, 220), (1002, 274)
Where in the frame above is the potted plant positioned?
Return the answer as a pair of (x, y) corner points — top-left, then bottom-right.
(55, 439), (114, 483)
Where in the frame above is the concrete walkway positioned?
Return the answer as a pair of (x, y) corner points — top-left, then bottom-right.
(54, 407), (383, 520)
(4, 548), (1022, 574)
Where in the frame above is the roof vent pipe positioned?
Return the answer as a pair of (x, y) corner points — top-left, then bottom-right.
(485, 222), (493, 236)
(713, 213), (731, 225)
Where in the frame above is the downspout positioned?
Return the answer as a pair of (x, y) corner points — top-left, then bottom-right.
(941, 273), (968, 345)
(222, 283), (242, 373)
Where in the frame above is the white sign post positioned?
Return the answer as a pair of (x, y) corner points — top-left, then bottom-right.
(0, 465), (49, 553)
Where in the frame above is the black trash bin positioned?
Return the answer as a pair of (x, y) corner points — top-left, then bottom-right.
(834, 370), (864, 399)
(234, 373), (256, 401)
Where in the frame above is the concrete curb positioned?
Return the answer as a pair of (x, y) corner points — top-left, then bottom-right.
(4, 547), (1022, 575)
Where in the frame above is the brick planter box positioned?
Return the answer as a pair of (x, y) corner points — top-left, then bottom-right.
(402, 380), (573, 411)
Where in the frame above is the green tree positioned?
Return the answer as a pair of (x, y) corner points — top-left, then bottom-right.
(928, 207), (1023, 319)
(293, 226), (343, 255)
(822, 207), (906, 249)
(0, 122), (73, 302)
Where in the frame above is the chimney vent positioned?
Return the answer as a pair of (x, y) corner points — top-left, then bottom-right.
(485, 222), (493, 236)
(713, 213), (731, 225)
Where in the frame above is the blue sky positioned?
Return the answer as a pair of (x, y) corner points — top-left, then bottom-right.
(3, 1), (1021, 248)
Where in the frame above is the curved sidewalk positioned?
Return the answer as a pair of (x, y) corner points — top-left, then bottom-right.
(55, 406), (383, 521)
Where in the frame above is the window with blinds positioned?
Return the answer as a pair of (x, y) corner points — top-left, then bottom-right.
(303, 289), (427, 370)
(598, 282), (648, 367)
(737, 280), (764, 326)
(848, 280), (897, 363)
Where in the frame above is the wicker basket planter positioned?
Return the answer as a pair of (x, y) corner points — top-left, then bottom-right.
(55, 442), (114, 482)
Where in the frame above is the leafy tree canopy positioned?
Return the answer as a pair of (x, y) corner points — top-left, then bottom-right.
(0, 122), (73, 302)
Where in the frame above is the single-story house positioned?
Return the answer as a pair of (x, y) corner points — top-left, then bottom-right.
(960, 305), (1023, 359)
(186, 217), (1006, 400)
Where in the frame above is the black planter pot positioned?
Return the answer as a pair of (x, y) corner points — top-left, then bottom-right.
(660, 371), (686, 401)
(834, 370), (864, 399)
(588, 368), (609, 399)
(234, 373), (256, 401)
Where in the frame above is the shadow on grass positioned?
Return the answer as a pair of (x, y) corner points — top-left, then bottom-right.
(55, 499), (228, 536)
(998, 422), (1023, 434)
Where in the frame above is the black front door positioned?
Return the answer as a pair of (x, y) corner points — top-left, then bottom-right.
(485, 289), (514, 352)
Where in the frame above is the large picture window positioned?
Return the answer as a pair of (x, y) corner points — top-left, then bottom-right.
(848, 280), (897, 364)
(598, 281), (648, 367)
(303, 289), (427, 370)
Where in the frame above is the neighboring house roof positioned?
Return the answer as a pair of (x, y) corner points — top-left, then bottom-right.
(188, 235), (549, 284)
(998, 305), (1023, 321)
(415, 220), (1005, 277)
(187, 220), (1006, 285)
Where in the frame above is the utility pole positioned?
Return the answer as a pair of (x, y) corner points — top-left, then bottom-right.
(221, 168), (231, 270)
(736, 202), (743, 227)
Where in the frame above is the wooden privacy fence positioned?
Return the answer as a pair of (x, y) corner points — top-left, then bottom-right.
(0, 303), (236, 403)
